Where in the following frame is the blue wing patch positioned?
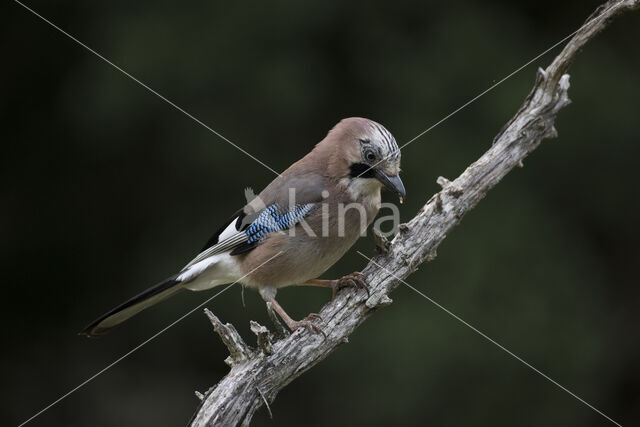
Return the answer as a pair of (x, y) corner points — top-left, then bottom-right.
(245, 203), (317, 244)
(229, 203), (316, 255)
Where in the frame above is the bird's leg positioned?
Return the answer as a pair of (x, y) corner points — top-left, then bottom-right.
(265, 297), (325, 336)
(300, 272), (369, 300)
(258, 286), (324, 335)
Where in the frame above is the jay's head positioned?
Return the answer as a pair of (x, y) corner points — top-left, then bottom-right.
(323, 117), (406, 202)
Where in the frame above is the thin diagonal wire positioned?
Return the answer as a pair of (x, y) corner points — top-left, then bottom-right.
(13, 0), (280, 177)
(358, 1), (619, 180)
(357, 251), (621, 427)
(398, 32), (574, 150)
(17, 251), (283, 427)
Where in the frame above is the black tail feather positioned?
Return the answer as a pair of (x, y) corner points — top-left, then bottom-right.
(80, 275), (182, 337)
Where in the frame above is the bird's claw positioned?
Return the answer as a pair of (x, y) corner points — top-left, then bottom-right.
(304, 312), (323, 322)
(291, 316), (326, 338)
(332, 271), (369, 299)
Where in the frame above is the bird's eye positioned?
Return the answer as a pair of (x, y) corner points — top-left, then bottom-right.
(365, 150), (376, 162)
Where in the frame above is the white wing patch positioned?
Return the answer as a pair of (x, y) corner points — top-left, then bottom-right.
(177, 219), (245, 289)
(218, 218), (240, 242)
(184, 219), (246, 269)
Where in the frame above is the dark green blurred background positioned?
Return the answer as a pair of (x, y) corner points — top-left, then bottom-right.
(2, 1), (639, 426)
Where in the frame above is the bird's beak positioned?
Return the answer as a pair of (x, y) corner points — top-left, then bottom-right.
(374, 169), (406, 203)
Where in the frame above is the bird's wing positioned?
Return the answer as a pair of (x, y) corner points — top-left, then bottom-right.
(185, 171), (326, 267)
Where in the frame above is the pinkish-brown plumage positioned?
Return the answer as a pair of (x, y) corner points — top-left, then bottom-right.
(82, 118), (404, 336)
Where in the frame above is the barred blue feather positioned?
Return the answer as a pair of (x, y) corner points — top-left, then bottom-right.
(246, 203), (316, 244)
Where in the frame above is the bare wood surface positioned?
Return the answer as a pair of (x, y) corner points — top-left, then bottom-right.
(190, 1), (639, 425)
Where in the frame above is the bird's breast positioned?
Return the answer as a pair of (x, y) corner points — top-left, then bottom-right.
(239, 194), (380, 288)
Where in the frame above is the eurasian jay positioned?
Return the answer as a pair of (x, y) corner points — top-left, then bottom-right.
(82, 117), (405, 336)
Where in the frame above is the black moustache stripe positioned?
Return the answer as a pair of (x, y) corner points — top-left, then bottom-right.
(349, 163), (376, 178)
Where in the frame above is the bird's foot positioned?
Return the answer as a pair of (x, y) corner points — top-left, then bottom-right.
(265, 297), (326, 338)
(304, 312), (323, 322)
(289, 313), (326, 337)
(331, 271), (369, 300)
